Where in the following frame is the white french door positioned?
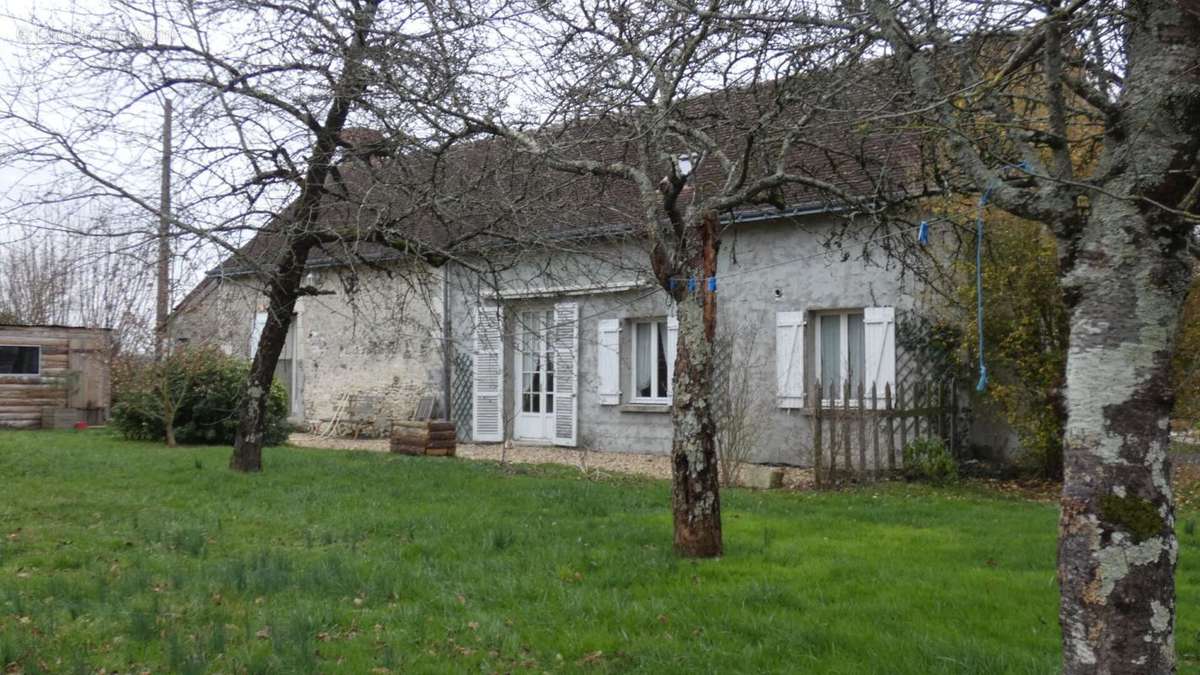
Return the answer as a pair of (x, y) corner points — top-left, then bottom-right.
(514, 309), (556, 441)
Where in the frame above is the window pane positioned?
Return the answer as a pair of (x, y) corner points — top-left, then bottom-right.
(546, 391), (554, 413)
(0, 346), (38, 375)
(636, 322), (651, 398)
(820, 315), (841, 396)
(847, 313), (865, 392)
(656, 321), (668, 398)
(522, 319), (536, 374)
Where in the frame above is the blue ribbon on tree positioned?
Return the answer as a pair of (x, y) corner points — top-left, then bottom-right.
(917, 220), (930, 245)
(975, 187), (993, 392)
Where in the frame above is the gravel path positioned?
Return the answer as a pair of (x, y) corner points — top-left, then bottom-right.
(287, 432), (813, 488)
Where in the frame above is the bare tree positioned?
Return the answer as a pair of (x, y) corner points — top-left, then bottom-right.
(861, 2), (1196, 668)
(1, 0), (483, 471)
(0, 225), (155, 357)
(707, 0), (1197, 666)
(713, 327), (767, 489)
(407, 1), (902, 557)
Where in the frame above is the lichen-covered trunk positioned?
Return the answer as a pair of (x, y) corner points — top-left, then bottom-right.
(1057, 0), (1199, 669)
(1057, 193), (1190, 672)
(229, 241), (311, 472)
(669, 209), (722, 557)
(671, 295), (722, 557)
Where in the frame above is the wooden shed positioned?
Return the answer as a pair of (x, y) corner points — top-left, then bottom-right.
(0, 325), (112, 429)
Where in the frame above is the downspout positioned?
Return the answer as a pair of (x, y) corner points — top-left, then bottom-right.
(441, 263), (452, 422)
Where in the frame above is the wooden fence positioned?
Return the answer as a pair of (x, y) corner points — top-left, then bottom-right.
(811, 378), (960, 486)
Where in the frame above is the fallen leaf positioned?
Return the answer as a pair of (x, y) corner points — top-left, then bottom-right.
(256, 626), (271, 640)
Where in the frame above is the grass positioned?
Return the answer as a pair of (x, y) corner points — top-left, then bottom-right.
(0, 430), (1197, 674)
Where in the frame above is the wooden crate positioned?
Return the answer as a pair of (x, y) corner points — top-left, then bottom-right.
(390, 420), (457, 457)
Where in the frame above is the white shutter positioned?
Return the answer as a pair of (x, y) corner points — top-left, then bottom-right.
(249, 311), (267, 359)
(864, 306), (897, 407)
(552, 301), (579, 447)
(665, 315), (678, 397)
(776, 311), (806, 408)
(597, 319), (621, 405)
(472, 304), (504, 442)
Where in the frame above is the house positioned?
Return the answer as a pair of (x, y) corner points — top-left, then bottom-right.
(171, 82), (996, 465)
(442, 207), (917, 463)
(0, 324), (112, 428)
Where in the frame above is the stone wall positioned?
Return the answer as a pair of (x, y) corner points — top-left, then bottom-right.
(170, 261), (445, 429)
(445, 215), (930, 465)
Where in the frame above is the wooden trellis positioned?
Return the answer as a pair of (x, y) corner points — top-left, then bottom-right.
(450, 351), (474, 441)
(811, 378), (960, 487)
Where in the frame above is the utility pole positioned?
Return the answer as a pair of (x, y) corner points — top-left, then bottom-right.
(154, 99), (172, 361)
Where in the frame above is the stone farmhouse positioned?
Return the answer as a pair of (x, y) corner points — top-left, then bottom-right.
(171, 81), (1011, 465)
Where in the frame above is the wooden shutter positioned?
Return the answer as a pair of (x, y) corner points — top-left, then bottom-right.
(864, 306), (896, 407)
(552, 301), (579, 447)
(597, 319), (621, 405)
(776, 311), (806, 408)
(249, 311), (267, 359)
(472, 304), (504, 442)
(665, 315), (678, 397)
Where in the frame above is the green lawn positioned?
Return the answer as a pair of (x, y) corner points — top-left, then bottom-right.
(0, 431), (1197, 674)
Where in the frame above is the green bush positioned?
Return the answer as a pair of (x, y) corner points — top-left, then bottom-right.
(902, 438), (958, 484)
(112, 347), (290, 446)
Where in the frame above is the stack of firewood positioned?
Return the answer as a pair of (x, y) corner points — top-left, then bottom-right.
(390, 420), (457, 456)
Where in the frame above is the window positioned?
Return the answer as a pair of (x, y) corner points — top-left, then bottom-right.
(520, 310), (556, 415)
(633, 319), (670, 402)
(0, 346), (40, 375)
(815, 311), (864, 400)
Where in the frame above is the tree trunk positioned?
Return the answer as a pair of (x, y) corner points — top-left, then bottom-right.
(1057, 1), (1198, 669)
(1057, 193), (1190, 672)
(226, 0), (381, 473)
(669, 210), (722, 557)
(230, 240), (312, 472)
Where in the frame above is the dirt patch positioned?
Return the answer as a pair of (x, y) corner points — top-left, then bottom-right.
(287, 433), (812, 488)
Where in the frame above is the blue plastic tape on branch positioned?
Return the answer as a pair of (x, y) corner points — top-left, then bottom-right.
(687, 276), (697, 293)
(707, 276), (717, 292)
(917, 220), (929, 245)
(669, 278), (678, 291)
(975, 188), (990, 391)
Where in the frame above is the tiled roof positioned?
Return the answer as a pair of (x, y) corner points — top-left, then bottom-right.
(207, 70), (925, 278)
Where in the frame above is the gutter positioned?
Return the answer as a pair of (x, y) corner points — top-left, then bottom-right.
(483, 279), (656, 300)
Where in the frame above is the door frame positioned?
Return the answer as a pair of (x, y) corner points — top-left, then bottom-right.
(513, 308), (555, 442)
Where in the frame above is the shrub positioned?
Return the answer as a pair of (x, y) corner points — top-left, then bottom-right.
(902, 438), (958, 484)
(112, 346), (290, 446)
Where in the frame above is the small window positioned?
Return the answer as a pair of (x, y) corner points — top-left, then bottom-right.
(0, 346), (40, 375)
(815, 311), (865, 401)
(633, 319), (670, 403)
